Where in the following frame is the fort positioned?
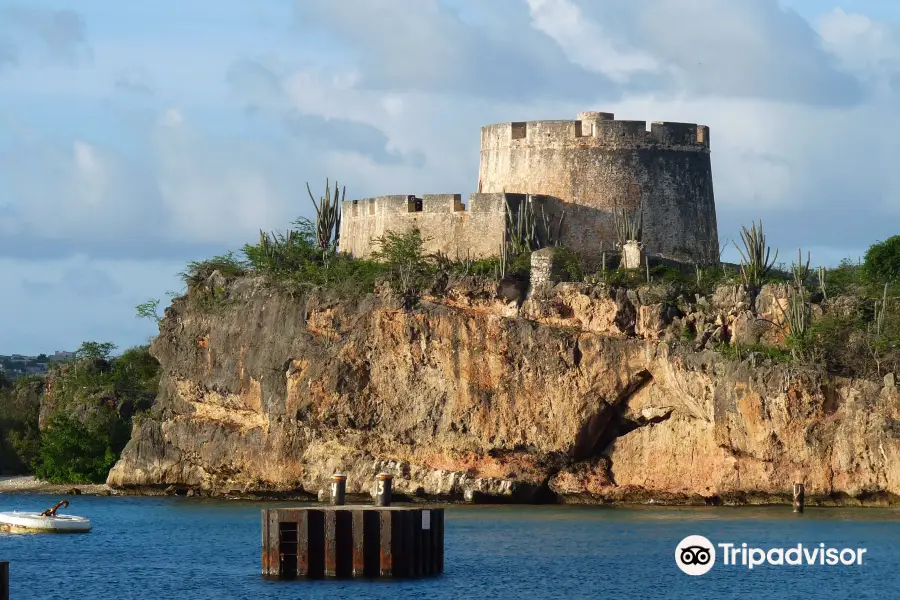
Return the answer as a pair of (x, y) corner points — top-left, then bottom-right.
(339, 111), (719, 263)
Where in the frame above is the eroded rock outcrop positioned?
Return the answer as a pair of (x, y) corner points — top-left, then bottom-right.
(108, 276), (900, 505)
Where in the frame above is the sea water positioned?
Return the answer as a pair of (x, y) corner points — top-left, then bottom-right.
(1, 494), (898, 599)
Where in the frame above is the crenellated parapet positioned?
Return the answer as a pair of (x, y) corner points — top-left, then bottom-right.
(339, 193), (510, 259)
(478, 110), (719, 262)
(482, 112), (710, 151)
(341, 193), (508, 219)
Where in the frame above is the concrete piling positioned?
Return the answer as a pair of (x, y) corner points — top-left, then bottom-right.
(330, 474), (346, 506)
(793, 483), (805, 513)
(374, 473), (393, 507)
(262, 506), (444, 579)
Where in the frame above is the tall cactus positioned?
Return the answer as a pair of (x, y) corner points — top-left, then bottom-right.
(734, 221), (778, 287)
(778, 286), (811, 359)
(817, 265), (827, 300)
(790, 248), (811, 289)
(306, 178), (344, 253)
(505, 196), (538, 254)
(613, 201), (643, 246)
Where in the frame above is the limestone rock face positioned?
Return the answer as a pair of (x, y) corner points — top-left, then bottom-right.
(108, 277), (900, 505)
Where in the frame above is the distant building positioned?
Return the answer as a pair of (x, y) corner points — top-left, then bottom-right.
(0, 350), (73, 379)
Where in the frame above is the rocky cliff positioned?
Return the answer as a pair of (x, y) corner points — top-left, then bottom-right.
(107, 275), (900, 505)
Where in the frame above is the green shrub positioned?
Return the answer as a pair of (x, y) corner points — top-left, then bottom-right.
(0, 375), (43, 474)
(468, 257), (502, 278)
(824, 259), (865, 297)
(552, 246), (585, 282)
(863, 235), (900, 285)
(113, 345), (161, 396)
(241, 218), (387, 298)
(372, 229), (433, 297)
(181, 251), (247, 287)
(805, 304), (900, 378)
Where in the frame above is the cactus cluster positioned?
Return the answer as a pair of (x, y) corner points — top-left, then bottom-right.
(734, 221), (778, 287)
(613, 201), (643, 246)
(306, 178), (343, 253)
(504, 195), (565, 255)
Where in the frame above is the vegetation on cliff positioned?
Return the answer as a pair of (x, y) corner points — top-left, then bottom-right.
(0, 373), (43, 473)
(0, 342), (160, 483)
(168, 191), (898, 384)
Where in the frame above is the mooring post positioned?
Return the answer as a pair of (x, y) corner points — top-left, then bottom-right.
(375, 473), (393, 507)
(793, 483), (805, 513)
(330, 474), (347, 506)
(1, 561), (8, 600)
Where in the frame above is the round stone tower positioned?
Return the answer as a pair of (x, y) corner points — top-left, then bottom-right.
(477, 111), (719, 262)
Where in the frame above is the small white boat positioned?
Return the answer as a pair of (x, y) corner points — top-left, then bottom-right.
(0, 500), (91, 534)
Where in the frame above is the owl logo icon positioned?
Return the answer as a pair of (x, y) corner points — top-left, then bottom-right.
(675, 535), (716, 575)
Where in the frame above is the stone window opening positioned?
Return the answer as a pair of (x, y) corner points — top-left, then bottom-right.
(511, 122), (527, 140)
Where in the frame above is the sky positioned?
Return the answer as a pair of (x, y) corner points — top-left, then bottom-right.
(1, 0), (899, 355)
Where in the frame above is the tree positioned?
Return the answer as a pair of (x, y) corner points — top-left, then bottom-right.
(0, 375), (43, 474)
(74, 341), (118, 362)
(863, 235), (900, 284)
(35, 413), (130, 484)
(112, 345), (160, 395)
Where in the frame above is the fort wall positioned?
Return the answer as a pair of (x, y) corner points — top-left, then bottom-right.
(339, 111), (719, 265)
(339, 193), (509, 259)
(478, 113), (718, 262)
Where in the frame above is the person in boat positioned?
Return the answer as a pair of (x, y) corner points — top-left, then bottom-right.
(40, 500), (69, 517)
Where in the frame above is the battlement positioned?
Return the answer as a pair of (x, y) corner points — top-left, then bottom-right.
(482, 111), (711, 150)
(339, 193), (512, 259)
(341, 193), (510, 218)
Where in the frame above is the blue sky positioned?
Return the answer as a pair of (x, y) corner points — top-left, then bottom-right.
(1, 0), (899, 355)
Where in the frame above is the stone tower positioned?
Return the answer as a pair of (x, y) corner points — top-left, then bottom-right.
(477, 111), (719, 262)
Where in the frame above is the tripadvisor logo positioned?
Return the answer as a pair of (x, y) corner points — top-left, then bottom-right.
(675, 535), (867, 575)
(675, 535), (716, 576)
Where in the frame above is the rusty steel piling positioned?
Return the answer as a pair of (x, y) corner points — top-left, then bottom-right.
(262, 505), (444, 579)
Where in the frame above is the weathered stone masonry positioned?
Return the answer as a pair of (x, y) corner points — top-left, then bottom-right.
(340, 111), (719, 263)
(338, 193), (509, 259)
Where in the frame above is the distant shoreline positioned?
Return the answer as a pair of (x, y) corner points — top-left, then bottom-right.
(0, 475), (111, 496)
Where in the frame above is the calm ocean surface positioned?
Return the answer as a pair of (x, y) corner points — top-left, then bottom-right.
(1, 494), (898, 599)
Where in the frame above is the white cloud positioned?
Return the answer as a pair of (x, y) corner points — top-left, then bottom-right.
(817, 9), (900, 84)
(4, 0), (900, 352)
(72, 140), (109, 208)
(525, 0), (661, 83)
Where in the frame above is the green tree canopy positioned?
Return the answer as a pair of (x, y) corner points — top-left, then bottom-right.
(863, 235), (900, 284)
(74, 341), (118, 362)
